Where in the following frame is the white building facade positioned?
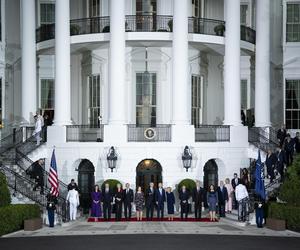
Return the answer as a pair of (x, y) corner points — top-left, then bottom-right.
(1, 0), (299, 206)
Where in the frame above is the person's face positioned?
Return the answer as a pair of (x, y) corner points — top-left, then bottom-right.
(117, 184), (121, 189)
(210, 185), (214, 191)
(138, 186), (142, 192)
(38, 159), (44, 165)
(158, 183), (162, 188)
(182, 186), (186, 192)
(95, 185), (99, 191)
(196, 181), (200, 187)
(105, 184), (109, 189)
(234, 174), (237, 179)
(150, 183), (154, 188)
(167, 187), (171, 193)
(220, 181), (224, 186)
(126, 183), (130, 189)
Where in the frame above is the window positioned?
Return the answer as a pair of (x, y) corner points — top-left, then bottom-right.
(136, 0), (157, 15)
(191, 75), (203, 125)
(40, 3), (55, 25)
(136, 72), (156, 126)
(88, 75), (101, 126)
(241, 79), (248, 110)
(89, 0), (100, 17)
(240, 4), (248, 26)
(286, 3), (300, 42)
(40, 79), (54, 110)
(192, 0), (202, 18)
(285, 80), (300, 129)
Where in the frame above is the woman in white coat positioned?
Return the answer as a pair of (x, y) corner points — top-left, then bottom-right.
(66, 188), (80, 221)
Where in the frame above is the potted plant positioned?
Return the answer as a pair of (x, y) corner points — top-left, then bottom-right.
(214, 23), (225, 36)
(102, 25), (110, 33)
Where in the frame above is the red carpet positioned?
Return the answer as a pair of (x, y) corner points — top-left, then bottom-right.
(87, 217), (218, 222)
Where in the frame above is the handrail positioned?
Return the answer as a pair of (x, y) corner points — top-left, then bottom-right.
(248, 127), (279, 153)
(0, 163), (69, 222)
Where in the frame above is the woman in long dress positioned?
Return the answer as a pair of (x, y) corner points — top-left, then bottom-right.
(166, 187), (175, 221)
(207, 184), (218, 221)
(134, 186), (144, 221)
(224, 178), (233, 213)
(91, 185), (102, 219)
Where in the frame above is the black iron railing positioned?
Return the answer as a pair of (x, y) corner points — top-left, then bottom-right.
(66, 125), (104, 142)
(195, 125), (230, 142)
(0, 128), (23, 155)
(36, 24), (55, 43)
(188, 17), (225, 36)
(0, 163), (69, 222)
(128, 124), (172, 142)
(70, 16), (110, 35)
(125, 15), (173, 32)
(248, 127), (279, 153)
(241, 25), (256, 44)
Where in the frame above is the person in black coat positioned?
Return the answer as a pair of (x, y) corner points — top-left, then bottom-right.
(265, 150), (277, 182)
(276, 147), (286, 182)
(231, 173), (241, 209)
(114, 183), (123, 221)
(277, 125), (287, 147)
(284, 134), (295, 166)
(155, 182), (166, 219)
(145, 182), (156, 220)
(294, 132), (300, 154)
(102, 183), (113, 220)
(46, 193), (57, 227)
(32, 159), (44, 194)
(179, 185), (190, 220)
(192, 181), (205, 219)
(217, 181), (229, 217)
(123, 183), (134, 220)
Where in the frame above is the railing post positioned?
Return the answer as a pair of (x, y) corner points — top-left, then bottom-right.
(12, 128), (16, 143)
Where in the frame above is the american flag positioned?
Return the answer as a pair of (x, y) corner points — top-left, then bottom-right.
(49, 149), (59, 197)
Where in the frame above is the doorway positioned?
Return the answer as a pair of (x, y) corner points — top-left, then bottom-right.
(203, 159), (218, 191)
(78, 159), (95, 214)
(136, 159), (162, 192)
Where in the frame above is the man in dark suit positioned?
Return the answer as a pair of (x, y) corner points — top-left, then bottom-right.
(284, 134), (295, 166)
(155, 182), (166, 220)
(179, 185), (190, 220)
(123, 183), (134, 220)
(217, 181), (229, 217)
(277, 125), (287, 147)
(146, 182), (156, 220)
(231, 173), (241, 209)
(192, 181), (204, 220)
(32, 159), (44, 194)
(276, 146), (286, 182)
(102, 183), (113, 220)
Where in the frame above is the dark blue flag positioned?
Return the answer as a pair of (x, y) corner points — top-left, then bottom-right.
(255, 150), (266, 200)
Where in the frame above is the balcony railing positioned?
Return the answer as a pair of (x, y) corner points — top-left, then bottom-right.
(66, 125), (104, 142)
(188, 17), (225, 36)
(241, 25), (256, 44)
(128, 124), (171, 142)
(36, 16), (256, 45)
(195, 125), (230, 142)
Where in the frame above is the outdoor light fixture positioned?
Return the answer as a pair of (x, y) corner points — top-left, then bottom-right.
(107, 146), (117, 172)
(182, 146), (192, 172)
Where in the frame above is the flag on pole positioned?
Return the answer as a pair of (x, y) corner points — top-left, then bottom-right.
(255, 150), (266, 200)
(49, 149), (59, 197)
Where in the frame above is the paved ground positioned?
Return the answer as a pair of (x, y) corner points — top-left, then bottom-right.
(1, 234), (300, 250)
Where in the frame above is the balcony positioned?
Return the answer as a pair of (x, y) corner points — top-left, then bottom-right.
(66, 125), (104, 142)
(195, 125), (230, 142)
(128, 124), (172, 142)
(36, 15), (256, 44)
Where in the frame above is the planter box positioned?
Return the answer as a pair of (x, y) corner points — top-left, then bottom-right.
(266, 218), (286, 231)
(24, 218), (42, 231)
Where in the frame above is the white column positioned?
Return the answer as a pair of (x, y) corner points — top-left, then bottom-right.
(172, 0), (189, 125)
(223, 0), (241, 126)
(255, 0), (271, 127)
(21, 0), (36, 124)
(108, 0), (126, 125)
(53, 0), (71, 126)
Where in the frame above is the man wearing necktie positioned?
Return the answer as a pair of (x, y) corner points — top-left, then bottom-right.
(146, 182), (156, 220)
(123, 183), (134, 220)
(192, 181), (204, 220)
(155, 182), (166, 220)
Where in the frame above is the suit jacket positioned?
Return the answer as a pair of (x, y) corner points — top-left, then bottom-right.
(179, 190), (190, 205)
(192, 187), (204, 205)
(145, 187), (156, 206)
(123, 188), (134, 204)
(231, 178), (241, 189)
(155, 188), (166, 205)
(102, 189), (113, 204)
(114, 189), (123, 204)
(217, 186), (228, 204)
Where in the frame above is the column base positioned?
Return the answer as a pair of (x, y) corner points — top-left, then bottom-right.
(172, 124), (195, 144)
(255, 122), (271, 128)
(104, 124), (127, 144)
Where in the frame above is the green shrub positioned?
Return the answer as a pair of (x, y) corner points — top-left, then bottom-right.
(178, 179), (196, 192)
(268, 202), (300, 231)
(0, 172), (11, 207)
(0, 204), (41, 236)
(101, 179), (122, 192)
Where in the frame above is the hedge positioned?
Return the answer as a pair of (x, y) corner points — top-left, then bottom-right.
(101, 179), (122, 192)
(0, 204), (41, 236)
(268, 202), (300, 232)
(178, 179), (196, 192)
(0, 172), (11, 207)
